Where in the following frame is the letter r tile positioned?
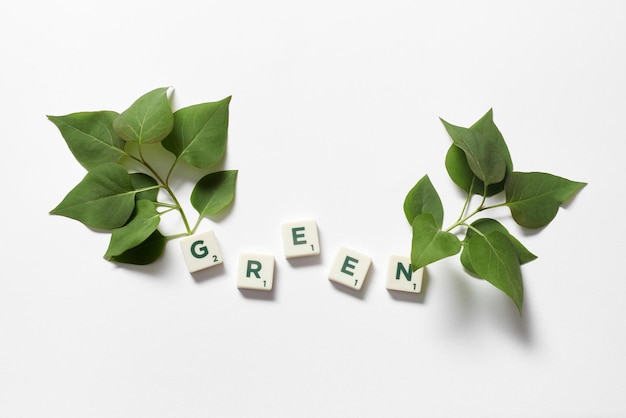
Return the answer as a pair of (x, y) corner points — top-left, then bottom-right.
(179, 230), (223, 273)
(237, 253), (275, 291)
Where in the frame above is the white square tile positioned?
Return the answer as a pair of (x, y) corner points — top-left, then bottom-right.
(386, 255), (423, 293)
(179, 230), (223, 273)
(328, 246), (372, 290)
(237, 253), (275, 291)
(281, 220), (320, 258)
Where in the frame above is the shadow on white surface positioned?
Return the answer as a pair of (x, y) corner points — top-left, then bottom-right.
(387, 267), (429, 304)
(191, 263), (226, 284)
(238, 262), (278, 301)
(442, 269), (533, 344)
(328, 261), (377, 300)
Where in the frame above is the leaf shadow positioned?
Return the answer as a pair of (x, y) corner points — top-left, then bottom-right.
(107, 254), (173, 280)
(518, 226), (545, 238)
(122, 142), (177, 179)
(167, 151), (230, 188)
(443, 268), (533, 345)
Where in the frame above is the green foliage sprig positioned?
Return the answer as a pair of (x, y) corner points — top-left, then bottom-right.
(49, 87), (237, 265)
(404, 109), (586, 313)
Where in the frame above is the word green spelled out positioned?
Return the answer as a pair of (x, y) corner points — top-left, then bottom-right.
(48, 90), (586, 315)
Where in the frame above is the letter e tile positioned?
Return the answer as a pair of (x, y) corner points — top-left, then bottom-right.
(328, 246), (372, 290)
(281, 220), (320, 259)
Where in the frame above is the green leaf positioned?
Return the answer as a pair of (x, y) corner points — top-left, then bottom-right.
(440, 111), (509, 186)
(410, 213), (462, 270)
(130, 173), (159, 202)
(113, 87), (174, 144)
(104, 200), (161, 260)
(461, 218), (537, 274)
(445, 144), (504, 196)
(107, 230), (167, 265)
(468, 108), (513, 174)
(47, 111), (126, 170)
(162, 96), (231, 168)
(191, 170), (238, 218)
(445, 144), (476, 194)
(505, 172), (587, 228)
(49, 164), (138, 230)
(403, 174), (444, 228)
(467, 231), (524, 313)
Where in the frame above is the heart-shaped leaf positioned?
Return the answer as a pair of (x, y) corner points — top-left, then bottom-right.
(469, 109), (512, 173)
(107, 230), (167, 265)
(440, 110), (510, 186)
(410, 213), (462, 270)
(403, 174), (444, 227)
(50, 163), (139, 230)
(129, 173), (160, 202)
(113, 87), (174, 144)
(461, 218), (537, 274)
(191, 170), (238, 218)
(445, 145), (501, 197)
(467, 231), (524, 313)
(505, 172), (587, 228)
(162, 96), (231, 168)
(47, 111), (126, 170)
(104, 200), (161, 260)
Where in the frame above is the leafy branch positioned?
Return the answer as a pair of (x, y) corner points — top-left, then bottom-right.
(404, 109), (586, 313)
(48, 87), (237, 265)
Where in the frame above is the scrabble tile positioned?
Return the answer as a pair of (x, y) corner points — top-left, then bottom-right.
(328, 246), (372, 290)
(237, 253), (275, 291)
(386, 255), (423, 293)
(281, 220), (320, 258)
(179, 230), (223, 273)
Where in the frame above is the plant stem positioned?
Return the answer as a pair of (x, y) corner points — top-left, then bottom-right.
(445, 206), (483, 232)
(155, 201), (178, 209)
(482, 202), (509, 211)
(456, 188), (473, 224)
(157, 207), (176, 216)
(190, 216), (204, 235)
(134, 185), (161, 194)
(445, 181), (489, 233)
(165, 157), (180, 185)
(134, 145), (192, 235)
(164, 232), (189, 241)
(465, 223), (486, 237)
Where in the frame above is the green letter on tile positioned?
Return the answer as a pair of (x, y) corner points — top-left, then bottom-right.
(341, 256), (359, 276)
(246, 260), (262, 279)
(191, 240), (209, 259)
(395, 262), (412, 281)
(292, 226), (306, 245)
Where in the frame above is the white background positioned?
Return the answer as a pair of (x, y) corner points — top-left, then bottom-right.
(1, 0), (625, 416)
